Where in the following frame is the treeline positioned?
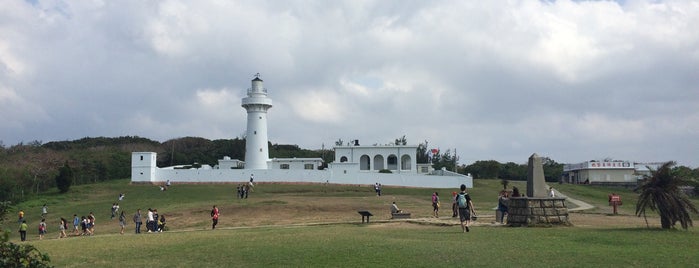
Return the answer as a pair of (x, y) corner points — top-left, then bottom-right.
(461, 159), (563, 181)
(0, 136), (331, 203)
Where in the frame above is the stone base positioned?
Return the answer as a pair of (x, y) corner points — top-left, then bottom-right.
(506, 197), (570, 227)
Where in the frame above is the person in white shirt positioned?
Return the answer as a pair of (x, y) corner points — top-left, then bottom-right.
(390, 202), (402, 214)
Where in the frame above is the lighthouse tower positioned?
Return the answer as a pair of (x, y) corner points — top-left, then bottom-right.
(241, 74), (273, 169)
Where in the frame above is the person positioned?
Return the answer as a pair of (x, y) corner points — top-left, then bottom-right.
(242, 183), (250, 199)
(157, 215), (166, 232)
(211, 205), (219, 229)
(41, 204), (48, 218)
(451, 192), (458, 218)
(58, 217), (68, 238)
(80, 216), (88, 236)
(511, 187), (521, 197)
(111, 203), (118, 219)
(166, 179), (171, 187)
(153, 209), (159, 232)
(19, 220), (28, 241)
(73, 214), (80, 235)
(87, 212), (95, 235)
(390, 202), (402, 214)
(119, 211), (126, 235)
(549, 187), (555, 198)
(147, 208), (155, 232)
(38, 218), (47, 240)
(432, 192), (440, 218)
(497, 191), (509, 224)
(377, 184), (382, 196)
(118, 193), (125, 201)
(456, 184), (476, 232)
(374, 183), (380, 196)
(133, 209), (143, 234)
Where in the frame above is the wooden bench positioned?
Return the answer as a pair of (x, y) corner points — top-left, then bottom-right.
(357, 210), (373, 223)
(391, 212), (411, 219)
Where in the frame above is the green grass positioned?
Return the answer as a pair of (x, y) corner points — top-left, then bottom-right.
(3, 179), (699, 267)
(31, 223), (699, 267)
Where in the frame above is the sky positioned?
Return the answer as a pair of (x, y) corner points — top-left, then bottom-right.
(1, 0), (698, 167)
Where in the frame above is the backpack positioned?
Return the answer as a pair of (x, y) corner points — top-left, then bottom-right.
(457, 193), (469, 209)
(211, 209), (215, 217)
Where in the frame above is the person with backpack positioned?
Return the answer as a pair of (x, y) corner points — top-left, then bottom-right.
(38, 218), (47, 240)
(455, 184), (476, 232)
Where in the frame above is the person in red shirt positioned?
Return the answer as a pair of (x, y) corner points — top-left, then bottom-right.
(211, 205), (220, 229)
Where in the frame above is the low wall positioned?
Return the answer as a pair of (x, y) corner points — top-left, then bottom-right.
(506, 197), (570, 227)
(132, 168), (472, 189)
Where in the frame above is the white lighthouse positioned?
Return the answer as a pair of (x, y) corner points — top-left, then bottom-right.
(241, 74), (273, 169)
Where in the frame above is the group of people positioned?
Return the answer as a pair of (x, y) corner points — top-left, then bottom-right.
(391, 184), (477, 233)
(16, 205), (98, 241)
(374, 183), (383, 196)
(236, 176), (255, 199)
(132, 208), (166, 234)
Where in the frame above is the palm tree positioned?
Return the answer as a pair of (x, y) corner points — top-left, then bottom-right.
(635, 161), (698, 229)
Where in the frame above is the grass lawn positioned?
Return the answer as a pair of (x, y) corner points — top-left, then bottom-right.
(3, 179), (698, 267)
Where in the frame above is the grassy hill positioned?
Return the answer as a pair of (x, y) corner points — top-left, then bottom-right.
(2, 179), (698, 267)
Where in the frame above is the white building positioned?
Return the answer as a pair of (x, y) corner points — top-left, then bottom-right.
(563, 160), (665, 185)
(131, 76), (472, 188)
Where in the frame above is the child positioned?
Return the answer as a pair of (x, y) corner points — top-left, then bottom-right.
(157, 215), (166, 232)
(38, 218), (47, 240)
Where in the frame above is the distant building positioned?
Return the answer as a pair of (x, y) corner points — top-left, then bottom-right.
(131, 75), (471, 188)
(563, 160), (665, 186)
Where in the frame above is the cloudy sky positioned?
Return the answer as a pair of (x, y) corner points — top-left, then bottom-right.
(1, 0), (697, 167)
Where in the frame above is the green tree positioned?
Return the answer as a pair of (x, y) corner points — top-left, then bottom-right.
(635, 161), (699, 230)
(464, 160), (501, 179)
(499, 162), (526, 181)
(542, 157), (563, 182)
(432, 149), (458, 172)
(55, 163), (74, 193)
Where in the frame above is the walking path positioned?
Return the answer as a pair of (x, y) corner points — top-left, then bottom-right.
(550, 187), (594, 211)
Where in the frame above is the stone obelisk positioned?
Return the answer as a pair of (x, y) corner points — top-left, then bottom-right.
(527, 153), (548, 198)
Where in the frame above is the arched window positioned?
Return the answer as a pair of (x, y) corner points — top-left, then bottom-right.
(387, 155), (398, 170)
(373, 155), (384, 170)
(401, 154), (412, 170)
(340, 156), (348, 163)
(360, 155), (371, 170)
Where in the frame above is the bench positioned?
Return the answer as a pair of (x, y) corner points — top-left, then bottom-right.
(357, 210), (373, 223)
(391, 212), (411, 219)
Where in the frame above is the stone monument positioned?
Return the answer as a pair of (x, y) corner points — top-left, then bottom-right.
(527, 153), (549, 198)
(507, 153), (569, 227)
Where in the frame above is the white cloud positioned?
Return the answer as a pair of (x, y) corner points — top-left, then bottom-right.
(1, 0), (698, 167)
